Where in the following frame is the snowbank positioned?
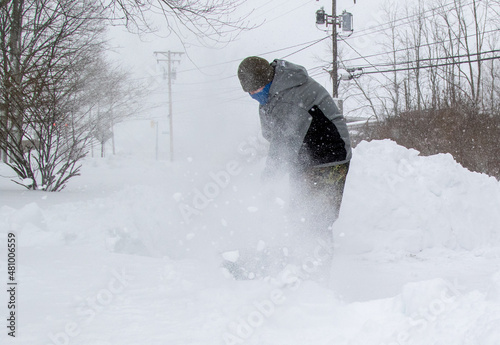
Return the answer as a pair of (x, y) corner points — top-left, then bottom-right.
(336, 139), (500, 254)
(1, 139), (499, 345)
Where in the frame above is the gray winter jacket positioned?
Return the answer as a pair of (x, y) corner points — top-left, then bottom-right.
(259, 59), (352, 176)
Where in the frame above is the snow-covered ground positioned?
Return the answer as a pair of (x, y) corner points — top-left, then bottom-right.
(1, 138), (500, 345)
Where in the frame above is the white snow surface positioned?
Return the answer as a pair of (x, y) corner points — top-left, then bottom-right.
(1, 139), (500, 345)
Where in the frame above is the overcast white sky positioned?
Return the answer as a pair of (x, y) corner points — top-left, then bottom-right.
(107, 0), (386, 89)
(104, 0), (391, 160)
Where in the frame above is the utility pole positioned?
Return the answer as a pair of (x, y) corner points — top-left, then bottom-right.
(154, 50), (184, 162)
(315, 2), (354, 98)
(332, 0), (338, 98)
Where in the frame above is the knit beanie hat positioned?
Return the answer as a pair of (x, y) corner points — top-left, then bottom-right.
(237, 56), (275, 92)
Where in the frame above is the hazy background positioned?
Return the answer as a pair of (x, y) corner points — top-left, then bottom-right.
(103, 0), (385, 163)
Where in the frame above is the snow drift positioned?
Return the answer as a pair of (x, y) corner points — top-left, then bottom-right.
(1, 139), (499, 345)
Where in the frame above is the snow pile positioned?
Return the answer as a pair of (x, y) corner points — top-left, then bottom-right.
(336, 139), (500, 255)
(1, 139), (500, 345)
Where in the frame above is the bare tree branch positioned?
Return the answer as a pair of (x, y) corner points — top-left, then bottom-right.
(0, 0), (125, 191)
(100, 0), (256, 44)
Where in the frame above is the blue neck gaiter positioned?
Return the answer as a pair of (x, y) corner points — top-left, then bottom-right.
(249, 82), (272, 105)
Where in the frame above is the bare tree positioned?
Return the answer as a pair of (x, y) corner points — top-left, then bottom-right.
(1, 0), (249, 191)
(483, 32), (500, 115)
(432, 0), (491, 109)
(348, 0), (499, 119)
(352, 0), (500, 177)
(0, 0), (23, 163)
(379, 4), (402, 117)
(0, 0), (109, 191)
(84, 59), (146, 157)
(101, 0), (254, 44)
(409, 0), (425, 111)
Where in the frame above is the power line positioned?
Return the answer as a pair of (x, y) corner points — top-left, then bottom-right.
(241, 0), (317, 24)
(261, 0), (315, 25)
(327, 26), (500, 84)
(251, 0), (290, 16)
(170, 0), (486, 82)
(108, 0), (498, 91)
(338, 36), (388, 80)
(175, 36), (330, 75)
(348, 0), (476, 40)
(97, 36), (332, 87)
(118, 0), (490, 86)
(111, 0), (488, 88)
(362, 55), (500, 75)
(154, 36), (331, 87)
(340, 28), (500, 66)
(353, 49), (500, 71)
(280, 36), (330, 59)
